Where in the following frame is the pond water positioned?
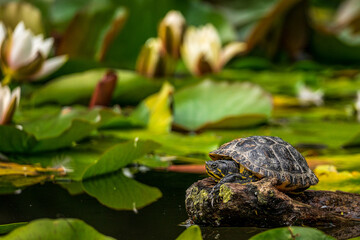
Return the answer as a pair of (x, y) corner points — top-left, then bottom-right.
(0, 170), (270, 239)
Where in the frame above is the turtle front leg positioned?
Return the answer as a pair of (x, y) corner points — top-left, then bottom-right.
(209, 173), (257, 206)
(212, 173), (254, 194)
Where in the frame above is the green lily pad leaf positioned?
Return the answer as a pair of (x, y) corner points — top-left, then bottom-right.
(173, 80), (272, 131)
(104, 129), (220, 156)
(82, 171), (162, 210)
(0, 218), (114, 240)
(0, 126), (36, 153)
(0, 109), (99, 153)
(311, 165), (360, 194)
(0, 222), (27, 235)
(343, 132), (360, 148)
(249, 226), (335, 240)
(21, 108), (100, 140)
(82, 139), (160, 179)
(31, 69), (162, 106)
(176, 225), (203, 240)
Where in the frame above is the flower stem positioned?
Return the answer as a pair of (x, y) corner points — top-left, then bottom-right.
(2, 74), (12, 86)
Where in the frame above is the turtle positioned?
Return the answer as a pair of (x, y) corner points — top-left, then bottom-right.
(205, 136), (319, 194)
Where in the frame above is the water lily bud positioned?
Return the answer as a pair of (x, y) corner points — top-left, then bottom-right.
(0, 84), (20, 125)
(355, 91), (360, 121)
(158, 10), (185, 59)
(89, 70), (118, 108)
(298, 85), (324, 106)
(181, 24), (246, 76)
(0, 21), (67, 84)
(136, 38), (173, 78)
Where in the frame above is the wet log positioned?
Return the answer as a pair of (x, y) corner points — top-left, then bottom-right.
(185, 177), (360, 240)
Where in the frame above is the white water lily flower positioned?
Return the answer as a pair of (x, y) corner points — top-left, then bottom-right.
(181, 24), (246, 76)
(0, 84), (20, 125)
(355, 91), (360, 121)
(158, 10), (186, 59)
(0, 21), (67, 84)
(298, 85), (324, 106)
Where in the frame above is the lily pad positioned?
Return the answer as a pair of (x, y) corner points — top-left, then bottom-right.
(0, 218), (114, 240)
(104, 129), (220, 157)
(249, 226), (335, 240)
(31, 69), (162, 106)
(0, 222), (28, 235)
(82, 139), (160, 179)
(82, 171), (162, 210)
(176, 225), (203, 240)
(173, 80), (272, 131)
(0, 108), (99, 153)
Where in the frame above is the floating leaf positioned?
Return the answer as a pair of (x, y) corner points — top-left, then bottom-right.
(343, 132), (360, 148)
(311, 165), (360, 193)
(31, 69), (162, 106)
(0, 222), (27, 235)
(173, 80), (272, 131)
(249, 226), (335, 240)
(105, 129), (220, 156)
(0, 218), (114, 240)
(82, 139), (160, 179)
(82, 171), (162, 210)
(0, 108), (99, 153)
(176, 225), (203, 240)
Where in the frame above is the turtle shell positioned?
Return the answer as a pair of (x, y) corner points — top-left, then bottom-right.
(209, 136), (319, 191)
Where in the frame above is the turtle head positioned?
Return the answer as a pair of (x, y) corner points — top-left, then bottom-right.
(205, 160), (239, 181)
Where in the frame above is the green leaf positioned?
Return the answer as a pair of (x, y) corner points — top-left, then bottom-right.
(82, 171), (162, 210)
(249, 226), (335, 240)
(21, 108), (100, 140)
(82, 139), (160, 179)
(176, 225), (203, 240)
(104, 129), (220, 156)
(343, 132), (360, 148)
(0, 222), (27, 235)
(173, 80), (272, 131)
(57, 4), (127, 61)
(0, 108), (99, 153)
(0, 126), (36, 153)
(31, 69), (162, 106)
(0, 218), (114, 240)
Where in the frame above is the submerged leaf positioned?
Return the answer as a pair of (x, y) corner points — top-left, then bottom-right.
(83, 171), (162, 210)
(173, 80), (272, 131)
(250, 226), (335, 240)
(0, 218), (114, 240)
